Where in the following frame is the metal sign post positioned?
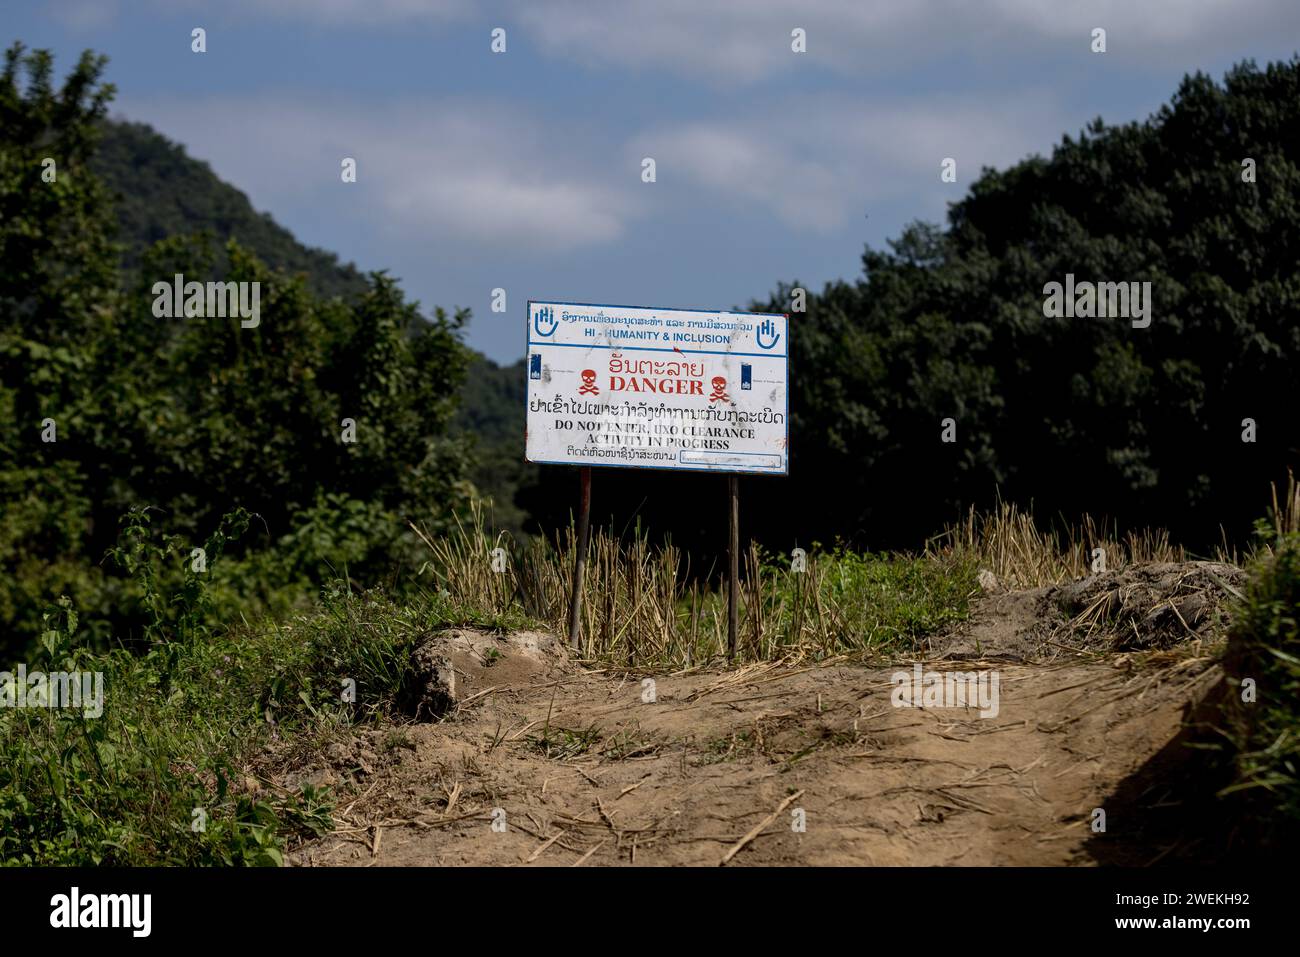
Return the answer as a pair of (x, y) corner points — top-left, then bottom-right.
(568, 466), (592, 650)
(728, 474), (739, 660)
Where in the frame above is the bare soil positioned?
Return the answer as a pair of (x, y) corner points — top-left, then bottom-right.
(284, 562), (1245, 867)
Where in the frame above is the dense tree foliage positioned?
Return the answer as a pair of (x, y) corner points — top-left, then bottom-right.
(520, 58), (1300, 561)
(1, 44), (473, 655)
(5, 42), (1297, 652)
(454, 356), (533, 534)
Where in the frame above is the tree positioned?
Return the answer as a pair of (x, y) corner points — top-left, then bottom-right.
(0, 44), (119, 650)
(1, 44), (477, 654)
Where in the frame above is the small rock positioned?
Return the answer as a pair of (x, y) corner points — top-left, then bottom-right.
(304, 768), (337, 789)
(977, 569), (1002, 594)
(400, 628), (567, 721)
(356, 753), (375, 776)
(401, 644), (457, 720)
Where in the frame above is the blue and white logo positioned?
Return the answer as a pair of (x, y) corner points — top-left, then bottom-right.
(533, 305), (558, 337)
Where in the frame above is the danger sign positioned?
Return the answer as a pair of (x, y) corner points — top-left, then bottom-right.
(525, 300), (789, 474)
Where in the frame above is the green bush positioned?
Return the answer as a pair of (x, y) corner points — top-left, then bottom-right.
(1, 44), (475, 658)
(0, 510), (480, 865)
(1219, 529), (1300, 845)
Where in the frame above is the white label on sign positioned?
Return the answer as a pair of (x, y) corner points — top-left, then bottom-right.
(524, 301), (789, 474)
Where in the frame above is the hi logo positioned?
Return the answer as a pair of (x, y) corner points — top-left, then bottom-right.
(533, 305), (557, 337)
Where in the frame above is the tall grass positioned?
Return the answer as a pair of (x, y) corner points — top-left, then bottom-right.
(1217, 473), (1300, 847)
(414, 493), (1270, 667)
(412, 504), (977, 667)
(926, 500), (1187, 588)
(1267, 470), (1300, 538)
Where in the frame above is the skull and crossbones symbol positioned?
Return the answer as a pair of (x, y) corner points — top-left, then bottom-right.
(708, 376), (730, 403)
(578, 369), (600, 395)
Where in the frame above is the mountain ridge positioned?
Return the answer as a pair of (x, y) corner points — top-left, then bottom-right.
(91, 116), (530, 528)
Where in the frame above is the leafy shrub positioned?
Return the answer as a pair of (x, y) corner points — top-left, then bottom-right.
(1219, 528), (1300, 845)
(0, 513), (344, 863)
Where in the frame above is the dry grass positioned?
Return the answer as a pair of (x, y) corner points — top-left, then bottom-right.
(926, 501), (1186, 588)
(412, 491), (1270, 668)
(1269, 470), (1300, 538)
(411, 503), (974, 668)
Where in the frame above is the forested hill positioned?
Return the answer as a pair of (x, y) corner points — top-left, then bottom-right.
(92, 119), (368, 301)
(72, 58), (1300, 557)
(91, 116), (527, 513)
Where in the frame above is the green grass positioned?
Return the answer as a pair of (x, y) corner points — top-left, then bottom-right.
(417, 506), (978, 667)
(1219, 527), (1300, 846)
(0, 508), (975, 865)
(743, 546), (978, 660)
(528, 723), (602, 760)
(0, 511), (530, 866)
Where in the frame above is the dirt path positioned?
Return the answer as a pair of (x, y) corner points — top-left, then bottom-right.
(285, 567), (1236, 867)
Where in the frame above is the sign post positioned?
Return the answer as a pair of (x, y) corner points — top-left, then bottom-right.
(568, 466), (592, 651)
(728, 474), (739, 659)
(525, 300), (789, 654)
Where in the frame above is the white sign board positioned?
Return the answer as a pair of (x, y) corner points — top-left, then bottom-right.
(525, 300), (789, 474)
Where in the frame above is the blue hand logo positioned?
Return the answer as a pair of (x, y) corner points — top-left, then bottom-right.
(756, 318), (780, 350)
(533, 306), (558, 337)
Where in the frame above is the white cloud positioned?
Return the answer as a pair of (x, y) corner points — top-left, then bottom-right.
(52, 1), (1300, 76)
(48, 0), (468, 30)
(516, 0), (1300, 81)
(45, 0), (122, 31)
(115, 95), (640, 251)
(986, 0), (1262, 44)
(115, 86), (1071, 252)
(634, 92), (1064, 231)
(228, 0), (471, 24)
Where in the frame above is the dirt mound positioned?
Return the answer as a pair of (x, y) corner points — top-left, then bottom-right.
(1044, 561), (1244, 652)
(286, 562), (1243, 867)
(935, 560), (1244, 661)
(400, 628), (568, 720)
(928, 584), (1048, 661)
(290, 652), (1228, 867)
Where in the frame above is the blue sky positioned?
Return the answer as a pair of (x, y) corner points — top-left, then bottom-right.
(8, 1), (1299, 362)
